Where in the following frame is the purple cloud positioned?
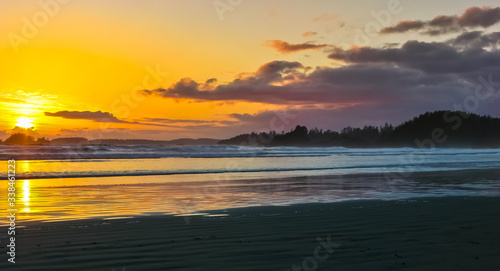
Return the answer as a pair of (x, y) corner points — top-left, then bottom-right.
(381, 6), (500, 35)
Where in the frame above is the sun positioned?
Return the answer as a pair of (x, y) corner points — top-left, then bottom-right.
(16, 117), (35, 129)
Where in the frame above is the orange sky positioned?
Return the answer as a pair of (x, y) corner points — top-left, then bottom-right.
(1, 0), (499, 140)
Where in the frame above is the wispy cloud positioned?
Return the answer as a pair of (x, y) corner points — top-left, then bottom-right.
(313, 13), (337, 22)
(266, 40), (328, 54)
(44, 111), (177, 128)
(141, 117), (236, 126)
(45, 111), (131, 123)
(302, 31), (318, 37)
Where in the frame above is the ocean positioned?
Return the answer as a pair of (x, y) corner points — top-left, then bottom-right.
(1, 145), (499, 224)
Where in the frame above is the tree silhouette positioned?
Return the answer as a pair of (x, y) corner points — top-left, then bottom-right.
(219, 111), (500, 148)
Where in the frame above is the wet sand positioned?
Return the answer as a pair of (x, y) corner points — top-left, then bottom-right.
(2, 169), (500, 225)
(1, 196), (500, 271)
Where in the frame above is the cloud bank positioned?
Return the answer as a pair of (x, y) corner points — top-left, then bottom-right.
(138, 6), (500, 135)
(381, 6), (500, 35)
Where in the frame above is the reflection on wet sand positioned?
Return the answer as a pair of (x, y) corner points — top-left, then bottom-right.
(1, 169), (499, 225)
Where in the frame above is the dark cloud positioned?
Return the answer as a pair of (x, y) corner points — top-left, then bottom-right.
(381, 6), (500, 35)
(450, 30), (483, 43)
(460, 6), (500, 27)
(141, 58), (475, 108)
(449, 31), (500, 49)
(328, 39), (500, 75)
(266, 40), (328, 54)
(45, 111), (130, 123)
(205, 78), (217, 85)
(45, 111), (177, 128)
(141, 30), (500, 134)
(141, 60), (309, 104)
(380, 20), (426, 34)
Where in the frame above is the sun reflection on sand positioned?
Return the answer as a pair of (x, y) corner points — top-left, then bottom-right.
(20, 160), (31, 173)
(22, 180), (31, 213)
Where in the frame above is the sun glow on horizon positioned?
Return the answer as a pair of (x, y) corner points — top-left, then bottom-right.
(16, 117), (35, 129)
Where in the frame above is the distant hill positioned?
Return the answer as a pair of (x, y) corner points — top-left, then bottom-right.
(3, 135), (221, 146)
(166, 138), (221, 145)
(84, 138), (220, 145)
(50, 137), (89, 144)
(4, 111), (499, 148)
(388, 111), (500, 148)
(218, 111), (500, 148)
(3, 133), (49, 145)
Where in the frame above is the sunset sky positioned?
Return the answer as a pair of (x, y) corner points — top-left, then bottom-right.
(1, 0), (499, 140)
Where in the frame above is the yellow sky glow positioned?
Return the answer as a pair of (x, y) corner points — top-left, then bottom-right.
(1, 0), (496, 139)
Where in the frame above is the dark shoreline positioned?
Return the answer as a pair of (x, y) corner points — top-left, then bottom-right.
(2, 196), (500, 270)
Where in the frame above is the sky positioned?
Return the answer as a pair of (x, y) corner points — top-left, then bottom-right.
(0, 0), (499, 140)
